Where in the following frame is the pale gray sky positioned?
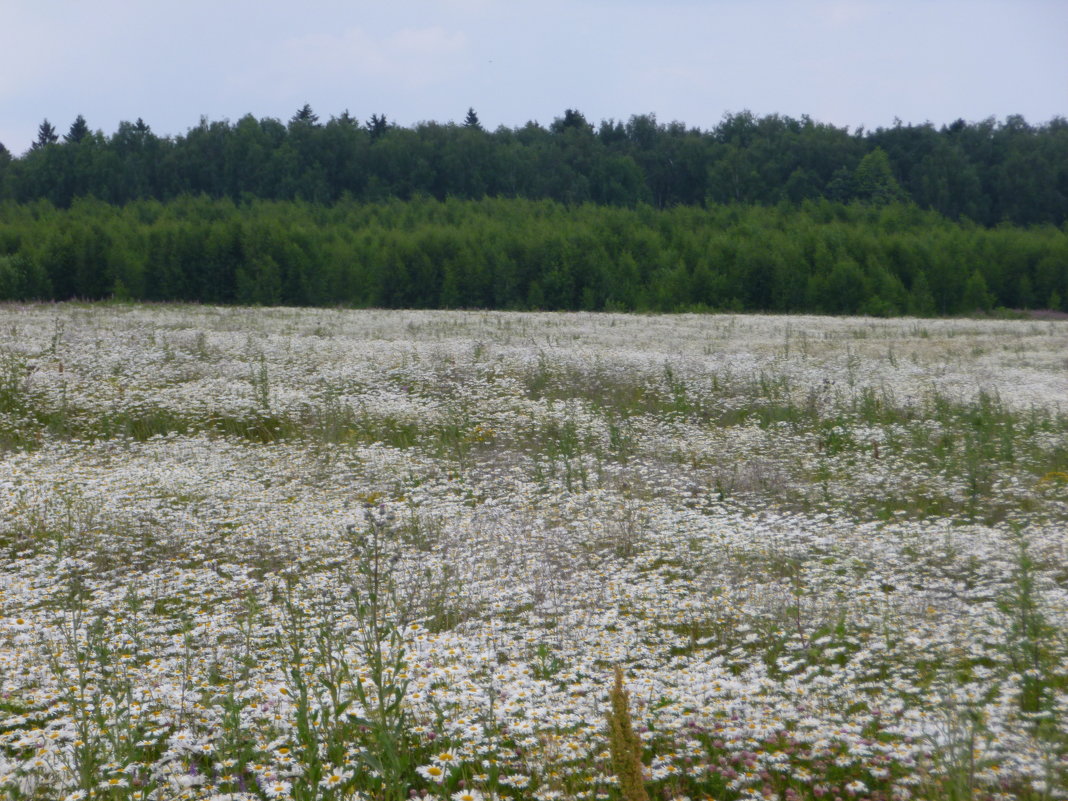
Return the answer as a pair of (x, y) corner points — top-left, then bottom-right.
(2, 0), (1066, 156)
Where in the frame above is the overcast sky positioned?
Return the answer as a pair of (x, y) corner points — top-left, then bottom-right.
(2, 0), (1066, 156)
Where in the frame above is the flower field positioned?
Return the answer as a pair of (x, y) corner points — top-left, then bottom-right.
(0, 304), (1066, 801)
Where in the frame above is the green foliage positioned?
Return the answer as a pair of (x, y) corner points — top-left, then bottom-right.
(64, 114), (91, 144)
(463, 107), (482, 131)
(275, 505), (417, 800)
(4, 110), (1068, 225)
(962, 269), (994, 312)
(999, 532), (1055, 715)
(907, 270), (937, 316)
(0, 252), (50, 299)
(2, 195), (1063, 314)
(31, 119), (59, 151)
(850, 147), (908, 205)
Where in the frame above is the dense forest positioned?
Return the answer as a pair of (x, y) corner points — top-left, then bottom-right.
(0, 107), (1066, 313)
(1, 195), (1065, 314)
(3, 107), (1068, 225)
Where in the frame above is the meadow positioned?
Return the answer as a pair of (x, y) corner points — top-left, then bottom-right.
(0, 303), (1066, 801)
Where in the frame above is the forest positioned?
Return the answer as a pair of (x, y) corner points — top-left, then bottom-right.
(0, 107), (1066, 313)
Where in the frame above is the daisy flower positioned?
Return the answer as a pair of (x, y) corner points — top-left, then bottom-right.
(433, 750), (461, 766)
(417, 763), (448, 783)
(319, 768), (350, 788)
(263, 780), (292, 798)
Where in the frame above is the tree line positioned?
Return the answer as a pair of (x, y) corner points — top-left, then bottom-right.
(1, 195), (1065, 314)
(1, 107), (1066, 226)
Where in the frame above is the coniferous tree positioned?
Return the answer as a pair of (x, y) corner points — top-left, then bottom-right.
(31, 119), (59, 150)
(463, 107), (482, 131)
(290, 104), (319, 126)
(64, 114), (91, 144)
(333, 110), (359, 127)
(366, 114), (389, 141)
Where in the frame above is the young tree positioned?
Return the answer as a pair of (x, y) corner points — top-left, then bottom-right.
(962, 269), (994, 312)
(907, 270), (936, 316)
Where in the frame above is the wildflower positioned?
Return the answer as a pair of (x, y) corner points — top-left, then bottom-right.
(498, 774), (530, 788)
(418, 763), (448, 783)
(319, 768), (350, 788)
(452, 791), (483, 801)
(263, 780), (292, 798)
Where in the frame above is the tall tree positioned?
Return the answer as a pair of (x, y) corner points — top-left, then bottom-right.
(851, 147), (908, 205)
(290, 104), (319, 126)
(64, 114), (91, 144)
(332, 110), (359, 127)
(463, 107), (482, 131)
(0, 142), (12, 200)
(31, 119), (59, 150)
(366, 114), (389, 141)
(551, 108), (594, 135)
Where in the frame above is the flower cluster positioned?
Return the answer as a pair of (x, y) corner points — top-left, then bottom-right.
(0, 304), (1065, 800)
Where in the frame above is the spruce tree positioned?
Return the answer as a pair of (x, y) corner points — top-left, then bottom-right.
(30, 119), (59, 150)
(64, 114), (90, 144)
(290, 104), (319, 126)
(463, 107), (482, 130)
(366, 114), (389, 140)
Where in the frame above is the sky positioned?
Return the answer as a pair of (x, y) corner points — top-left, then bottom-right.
(2, 0), (1066, 156)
